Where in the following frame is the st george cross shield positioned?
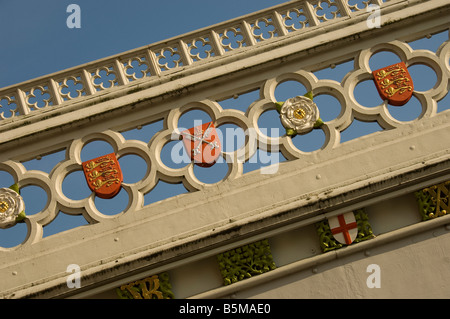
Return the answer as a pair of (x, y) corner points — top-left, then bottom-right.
(82, 153), (123, 199)
(328, 212), (358, 245)
(181, 122), (221, 167)
(372, 62), (414, 106)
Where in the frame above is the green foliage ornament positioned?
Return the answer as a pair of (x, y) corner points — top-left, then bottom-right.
(0, 184), (26, 229)
(275, 91), (324, 136)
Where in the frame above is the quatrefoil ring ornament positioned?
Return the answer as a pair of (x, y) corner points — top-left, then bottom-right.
(0, 184), (26, 229)
(275, 92), (323, 136)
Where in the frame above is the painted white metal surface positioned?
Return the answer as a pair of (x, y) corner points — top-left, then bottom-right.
(0, 0), (449, 298)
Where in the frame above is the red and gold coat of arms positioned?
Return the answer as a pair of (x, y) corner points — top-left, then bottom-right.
(372, 62), (414, 106)
(181, 122), (221, 167)
(82, 153), (123, 199)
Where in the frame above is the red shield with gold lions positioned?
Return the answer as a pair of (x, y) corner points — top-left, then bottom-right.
(372, 62), (414, 106)
(82, 153), (123, 199)
(181, 122), (221, 167)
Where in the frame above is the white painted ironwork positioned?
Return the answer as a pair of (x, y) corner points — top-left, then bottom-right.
(0, 0), (449, 299)
(1, 0), (390, 120)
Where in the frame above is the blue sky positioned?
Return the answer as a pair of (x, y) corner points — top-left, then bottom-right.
(0, 1), (448, 248)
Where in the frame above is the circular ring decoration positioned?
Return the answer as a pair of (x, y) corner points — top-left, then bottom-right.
(0, 184), (26, 229)
(275, 92), (323, 136)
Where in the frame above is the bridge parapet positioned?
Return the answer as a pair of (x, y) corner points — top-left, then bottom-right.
(0, 0), (413, 122)
(0, 0), (449, 298)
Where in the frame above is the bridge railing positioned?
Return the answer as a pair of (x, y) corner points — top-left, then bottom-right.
(0, 0), (389, 121)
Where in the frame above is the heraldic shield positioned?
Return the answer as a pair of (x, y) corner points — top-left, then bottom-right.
(82, 153), (123, 199)
(181, 121), (221, 167)
(372, 61), (414, 106)
(328, 212), (358, 245)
